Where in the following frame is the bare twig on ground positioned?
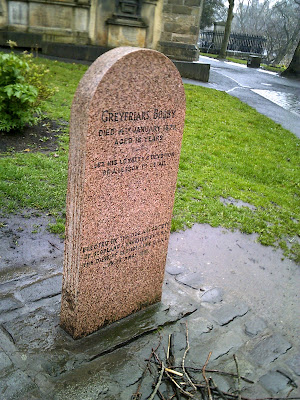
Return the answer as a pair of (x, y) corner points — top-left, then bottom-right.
(131, 339), (162, 400)
(149, 362), (165, 400)
(183, 321), (197, 391)
(165, 368), (195, 398)
(202, 351), (213, 400)
(181, 367), (254, 384)
(132, 326), (300, 400)
(209, 377), (228, 400)
(233, 354), (241, 400)
(276, 370), (298, 389)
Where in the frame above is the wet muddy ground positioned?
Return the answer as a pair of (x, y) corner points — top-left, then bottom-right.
(0, 119), (67, 154)
(0, 211), (299, 399)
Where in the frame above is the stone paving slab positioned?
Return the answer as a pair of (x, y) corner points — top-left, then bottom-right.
(259, 370), (293, 395)
(175, 271), (205, 289)
(287, 353), (300, 376)
(200, 287), (224, 303)
(211, 302), (249, 326)
(248, 333), (292, 366)
(19, 275), (62, 303)
(0, 270), (299, 399)
(244, 316), (267, 337)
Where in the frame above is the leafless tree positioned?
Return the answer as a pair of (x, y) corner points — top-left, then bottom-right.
(218, 0), (235, 58)
(281, 39), (300, 78)
(201, 0), (226, 29)
(232, 0), (300, 64)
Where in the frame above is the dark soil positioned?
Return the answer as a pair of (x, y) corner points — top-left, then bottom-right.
(0, 118), (68, 155)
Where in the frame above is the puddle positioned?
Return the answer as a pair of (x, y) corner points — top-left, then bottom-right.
(251, 89), (300, 116)
(220, 196), (257, 210)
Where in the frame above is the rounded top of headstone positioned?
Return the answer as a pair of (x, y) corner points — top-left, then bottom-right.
(72, 47), (185, 119)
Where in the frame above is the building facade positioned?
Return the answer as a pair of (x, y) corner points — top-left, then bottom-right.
(0, 0), (202, 61)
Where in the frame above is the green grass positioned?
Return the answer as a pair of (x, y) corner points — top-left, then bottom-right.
(174, 85), (299, 261)
(0, 142), (68, 224)
(200, 52), (219, 59)
(226, 57), (247, 65)
(0, 55), (299, 260)
(261, 64), (285, 73)
(34, 58), (89, 121)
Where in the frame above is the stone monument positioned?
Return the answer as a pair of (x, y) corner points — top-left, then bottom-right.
(60, 47), (186, 339)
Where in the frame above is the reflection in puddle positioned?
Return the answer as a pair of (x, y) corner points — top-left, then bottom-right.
(252, 89), (300, 115)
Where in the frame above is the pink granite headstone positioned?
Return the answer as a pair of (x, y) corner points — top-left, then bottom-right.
(60, 47), (186, 339)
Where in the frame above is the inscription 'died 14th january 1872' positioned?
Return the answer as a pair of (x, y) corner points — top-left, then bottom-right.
(60, 47), (186, 339)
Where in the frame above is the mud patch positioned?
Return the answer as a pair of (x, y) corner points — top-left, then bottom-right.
(0, 118), (68, 155)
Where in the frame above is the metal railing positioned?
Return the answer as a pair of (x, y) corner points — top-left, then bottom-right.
(198, 31), (266, 55)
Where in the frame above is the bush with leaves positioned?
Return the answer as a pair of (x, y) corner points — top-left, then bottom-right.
(0, 51), (55, 132)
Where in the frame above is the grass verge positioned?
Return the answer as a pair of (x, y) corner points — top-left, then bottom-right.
(0, 55), (299, 261)
(175, 84), (299, 262)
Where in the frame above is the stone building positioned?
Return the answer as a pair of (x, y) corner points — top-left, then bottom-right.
(0, 0), (202, 61)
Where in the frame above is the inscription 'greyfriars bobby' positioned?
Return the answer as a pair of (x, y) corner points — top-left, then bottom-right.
(60, 47), (186, 339)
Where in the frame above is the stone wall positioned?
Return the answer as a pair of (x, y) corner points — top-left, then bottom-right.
(158, 0), (203, 60)
(0, 0), (7, 29)
(0, 0), (90, 45)
(101, 0), (161, 49)
(142, 0), (164, 50)
(0, 0), (202, 61)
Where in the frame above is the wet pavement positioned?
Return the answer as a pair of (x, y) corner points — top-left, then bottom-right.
(0, 211), (299, 399)
(187, 56), (300, 138)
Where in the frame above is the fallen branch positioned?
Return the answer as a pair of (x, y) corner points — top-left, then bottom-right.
(233, 354), (241, 400)
(202, 351), (213, 400)
(194, 385), (300, 400)
(131, 339), (161, 400)
(149, 362), (165, 400)
(165, 368), (184, 377)
(165, 368), (195, 398)
(132, 331), (300, 400)
(209, 377), (228, 400)
(183, 321), (197, 391)
(185, 367), (254, 384)
(276, 370), (298, 389)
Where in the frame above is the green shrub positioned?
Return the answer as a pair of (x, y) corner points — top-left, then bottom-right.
(0, 51), (55, 132)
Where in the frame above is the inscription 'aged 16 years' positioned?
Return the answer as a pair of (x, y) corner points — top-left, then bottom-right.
(60, 47), (186, 339)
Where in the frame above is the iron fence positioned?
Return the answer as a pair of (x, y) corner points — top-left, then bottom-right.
(198, 31), (266, 55)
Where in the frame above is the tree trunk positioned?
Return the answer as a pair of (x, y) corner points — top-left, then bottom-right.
(218, 0), (235, 59)
(281, 39), (300, 78)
